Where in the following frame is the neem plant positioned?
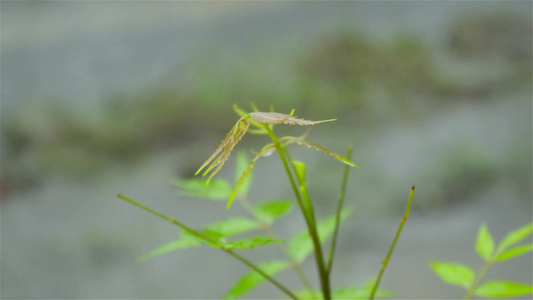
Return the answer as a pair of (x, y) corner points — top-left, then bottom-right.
(117, 104), (413, 299)
(430, 222), (533, 299)
(116, 105), (532, 299)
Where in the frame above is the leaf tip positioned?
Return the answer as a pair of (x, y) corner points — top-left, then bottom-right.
(320, 118), (337, 123)
(226, 197), (234, 210)
(136, 257), (147, 264)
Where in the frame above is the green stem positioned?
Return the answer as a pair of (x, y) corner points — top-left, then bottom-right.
(263, 128), (311, 226)
(262, 124), (331, 300)
(117, 194), (298, 300)
(283, 149), (318, 230)
(237, 196), (317, 297)
(369, 186), (415, 300)
(463, 261), (492, 300)
(289, 149), (331, 300)
(327, 145), (353, 274)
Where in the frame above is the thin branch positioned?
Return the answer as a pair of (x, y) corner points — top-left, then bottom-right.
(117, 194), (298, 300)
(262, 124), (331, 300)
(327, 145), (353, 274)
(237, 196), (317, 297)
(369, 185), (415, 300)
(463, 261), (493, 300)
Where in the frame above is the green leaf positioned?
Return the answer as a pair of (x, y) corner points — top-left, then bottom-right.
(196, 117), (251, 183)
(358, 277), (396, 298)
(232, 103), (264, 132)
(253, 200), (293, 224)
(475, 281), (533, 298)
(249, 111), (336, 126)
(283, 137), (359, 168)
(227, 144), (274, 210)
(291, 160), (313, 216)
(291, 160), (306, 184)
(206, 218), (260, 237)
(293, 289), (321, 299)
(288, 207), (353, 263)
(250, 102), (260, 112)
(137, 233), (202, 262)
(232, 103), (249, 118)
(294, 282), (393, 300)
(139, 221), (264, 258)
(218, 236), (284, 250)
(476, 224), (495, 261)
(117, 194), (223, 249)
(495, 244), (533, 262)
(224, 260), (290, 300)
(333, 286), (393, 299)
(429, 261), (475, 289)
(200, 229), (226, 247)
(496, 222), (533, 255)
(172, 178), (231, 200)
(234, 150), (254, 198)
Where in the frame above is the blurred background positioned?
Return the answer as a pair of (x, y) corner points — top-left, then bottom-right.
(1, 1), (531, 299)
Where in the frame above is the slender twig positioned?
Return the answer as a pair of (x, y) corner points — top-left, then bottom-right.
(262, 124), (331, 300)
(237, 196), (317, 296)
(283, 148), (319, 231)
(263, 126), (311, 226)
(463, 261), (492, 300)
(327, 145), (353, 274)
(288, 148), (331, 300)
(117, 194), (298, 300)
(369, 185), (415, 300)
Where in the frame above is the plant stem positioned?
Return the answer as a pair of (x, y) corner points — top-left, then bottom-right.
(288, 149), (331, 300)
(117, 194), (298, 300)
(262, 124), (331, 300)
(224, 248), (298, 300)
(463, 261), (492, 300)
(369, 185), (415, 300)
(327, 145), (353, 274)
(237, 196), (317, 297)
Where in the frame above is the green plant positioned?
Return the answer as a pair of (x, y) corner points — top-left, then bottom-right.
(117, 105), (415, 299)
(430, 222), (533, 299)
(116, 105), (531, 299)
